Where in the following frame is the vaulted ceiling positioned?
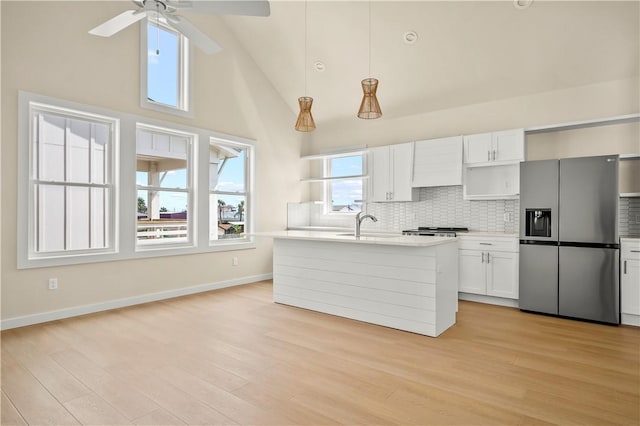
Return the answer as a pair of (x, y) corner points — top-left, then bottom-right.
(217, 1), (639, 125)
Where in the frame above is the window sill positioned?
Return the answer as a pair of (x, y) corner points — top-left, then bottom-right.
(140, 99), (193, 119)
(18, 240), (256, 269)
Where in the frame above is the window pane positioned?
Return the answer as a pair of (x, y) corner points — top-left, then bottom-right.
(330, 155), (362, 178)
(67, 186), (90, 250)
(210, 194), (246, 240)
(91, 187), (108, 248)
(38, 113), (66, 181)
(92, 123), (109, 184)
(36, 184), (65, 252)
(137, 131), (188, 189)
(210, 143), (246, 192)
(67, 118), (91, 183)
(147, 23), (179, 108)
(330, 179), (363, 212)
(137, 189), (189, 244)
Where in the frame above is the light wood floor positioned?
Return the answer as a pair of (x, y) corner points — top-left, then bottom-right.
(1, 280), (639, 425)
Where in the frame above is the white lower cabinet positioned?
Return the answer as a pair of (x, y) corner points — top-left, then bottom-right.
(458, 236), (519, 299)
(621, 239), (640, 326)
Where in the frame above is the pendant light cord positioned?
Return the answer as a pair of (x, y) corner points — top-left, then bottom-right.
(155, 1), (160, 55)
(304, 0), (308, 96)
(368, 0), (371, 78)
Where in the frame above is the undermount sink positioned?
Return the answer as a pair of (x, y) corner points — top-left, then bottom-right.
(336, 233), (398, 238)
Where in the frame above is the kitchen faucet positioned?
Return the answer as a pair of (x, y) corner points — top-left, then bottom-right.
(355, 211), (378, 238)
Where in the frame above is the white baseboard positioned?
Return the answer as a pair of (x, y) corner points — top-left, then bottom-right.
(621, 313), (640, 327)
(458, 292), (519, 308)
(1, 273), (273, 331)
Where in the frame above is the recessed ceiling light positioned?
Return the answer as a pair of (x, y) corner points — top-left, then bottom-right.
(313, 61), (325, 72)
(513, 0), (533, 10)
(403, 31), (418, 44)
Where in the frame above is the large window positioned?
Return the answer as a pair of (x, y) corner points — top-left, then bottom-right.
(142, 21), (190, 115)
(325, 154), (365, 213)
(28, 105), (117, 257)
(209, 139), (252, 242)
(18, 93), (255, 269)
(136, 125), (195, 248)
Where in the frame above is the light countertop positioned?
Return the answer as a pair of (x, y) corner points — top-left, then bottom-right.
(621, 237), (640, 243)
(260, 230), (458, 247)
(462, 232), (519, 238)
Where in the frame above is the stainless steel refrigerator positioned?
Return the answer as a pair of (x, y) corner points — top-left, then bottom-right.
(519, 155), (620, 324)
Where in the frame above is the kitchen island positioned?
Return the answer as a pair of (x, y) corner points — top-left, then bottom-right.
(269, 231), (459, 337)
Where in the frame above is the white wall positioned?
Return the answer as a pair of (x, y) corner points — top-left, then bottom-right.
(1, 2), (304, 324)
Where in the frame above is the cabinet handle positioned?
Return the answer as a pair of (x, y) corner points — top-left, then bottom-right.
(487, 151), (491, 161)
(479, 243), (492, 245)
(624, 260), (627, 274)
(481, 252), (485, 263)
(631, 250), (640, 253)
(492, 149), (496, 161)
(487, 252), (490, 263)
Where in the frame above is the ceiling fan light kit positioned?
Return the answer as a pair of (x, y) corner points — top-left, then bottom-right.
(88, 0), (270, 55)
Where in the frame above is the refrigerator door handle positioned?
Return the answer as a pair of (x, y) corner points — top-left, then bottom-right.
(624, 260), (627, 275)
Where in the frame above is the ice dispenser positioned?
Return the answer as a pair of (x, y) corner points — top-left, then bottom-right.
(525, 209), (552, 238)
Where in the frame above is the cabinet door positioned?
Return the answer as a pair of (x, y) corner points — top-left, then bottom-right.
(369, 146), (390, 202)
(492, 129), (524, 162)
(463, 133), (492, 164)
(390, 142), (415, 201)
(412, 136), (463, 187)
(486, 251), (519, 299)
(621, 259), (640, 315)
(459, 249), (486, 294)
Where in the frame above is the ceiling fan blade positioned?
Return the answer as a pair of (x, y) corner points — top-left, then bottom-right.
(89, 10), (147, 37)
(167, 15), (222, 54)
(186, 0), (270, 17)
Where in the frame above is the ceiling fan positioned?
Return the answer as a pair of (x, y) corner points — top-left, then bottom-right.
(89, 0), (270, 54)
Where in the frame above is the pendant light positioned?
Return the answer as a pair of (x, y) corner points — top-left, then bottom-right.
(295, 0), (316, 132)
(357, 0), (382, 119)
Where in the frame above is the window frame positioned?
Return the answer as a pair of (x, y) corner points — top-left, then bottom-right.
(20, 99), (120, 264)
(209, 137), (255, 245)
(323, 152), (367, 215)
(140, 19), (193, 118)
(135, 123), (197, 251)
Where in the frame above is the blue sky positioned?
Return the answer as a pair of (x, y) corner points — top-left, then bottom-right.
(331, 155), (363, 206)
(147, 23), (178, 107)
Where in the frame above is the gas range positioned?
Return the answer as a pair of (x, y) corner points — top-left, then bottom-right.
(402, 227), (469, 238)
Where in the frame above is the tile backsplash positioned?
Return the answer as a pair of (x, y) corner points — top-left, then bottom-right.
(620, 197), (640, 237)
(289, 188), (640, 237)
(289, 186), (519, 233)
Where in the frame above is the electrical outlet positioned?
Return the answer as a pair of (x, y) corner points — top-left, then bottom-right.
(503, 213), (511, 222)
(636, 214), (640, 224)
(48, 278), (58, 290)
(232, 257), (239, 266)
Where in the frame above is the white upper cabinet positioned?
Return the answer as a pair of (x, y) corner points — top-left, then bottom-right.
(464, 129), (524, 165)
(412, 136), (463, 187)
(369, 142), (416, 202)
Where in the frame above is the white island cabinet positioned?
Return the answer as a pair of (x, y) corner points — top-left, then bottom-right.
(271, 231), (459, 337)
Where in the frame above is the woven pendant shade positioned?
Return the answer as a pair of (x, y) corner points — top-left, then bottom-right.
(295, 96), (316, 132)
(357, 78), (382, 119)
